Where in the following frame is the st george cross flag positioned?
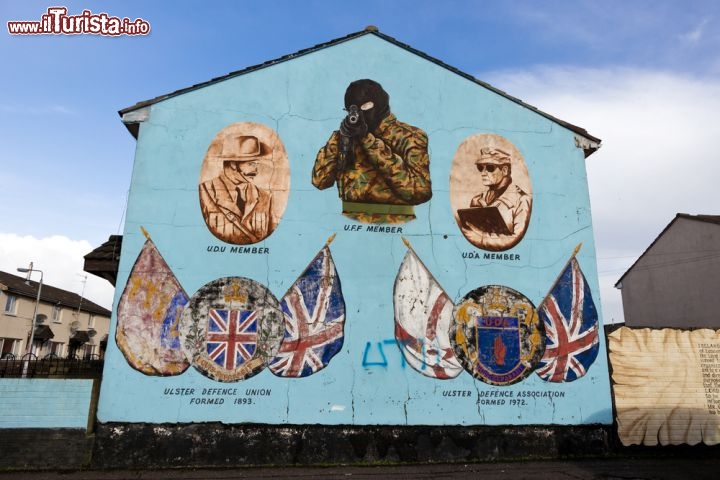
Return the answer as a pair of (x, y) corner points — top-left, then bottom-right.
(206, 309), (258, 370)
(535, 257), (600, 383)
(269, 244), (345, 378)
(393, 247), (461, 379)
(116, 233), (190, 376)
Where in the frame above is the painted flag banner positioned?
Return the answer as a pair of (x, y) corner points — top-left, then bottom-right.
(393, 248), (461, 379)
(269, 245), (345, 378)
(116, 237), (190, 376)
(535, 257), (600, 382)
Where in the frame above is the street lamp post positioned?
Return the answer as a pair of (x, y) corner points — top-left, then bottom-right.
(17, 263), (43, 377)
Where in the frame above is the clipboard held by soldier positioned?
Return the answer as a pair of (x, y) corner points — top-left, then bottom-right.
(457, 206), (511, 235)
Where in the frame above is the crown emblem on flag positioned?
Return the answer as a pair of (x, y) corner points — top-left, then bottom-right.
(487, 286), (508, 311)
(223, 280), (248, 304)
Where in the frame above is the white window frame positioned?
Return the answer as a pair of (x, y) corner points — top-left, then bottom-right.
(84, 344), (96, 359)
(49, 341), (64, 357)
(88, 314), (95, 328)
(52, 304), (63, 323)
(4, 294), (18, 315)
(1, 338), (21, 357)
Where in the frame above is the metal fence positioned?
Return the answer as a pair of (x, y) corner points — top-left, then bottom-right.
(0, 353), (104, 379)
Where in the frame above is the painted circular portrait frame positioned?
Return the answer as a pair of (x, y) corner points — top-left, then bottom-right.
(198, 122), (290, 245)
(450, 133), (532, 251)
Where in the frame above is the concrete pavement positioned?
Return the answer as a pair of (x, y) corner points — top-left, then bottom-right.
(2, 458), (720, 480)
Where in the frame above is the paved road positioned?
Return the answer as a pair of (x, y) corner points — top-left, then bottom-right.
(2, 458), (720, 480)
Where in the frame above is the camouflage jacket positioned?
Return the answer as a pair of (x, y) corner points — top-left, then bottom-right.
(312, 113), (432, 223)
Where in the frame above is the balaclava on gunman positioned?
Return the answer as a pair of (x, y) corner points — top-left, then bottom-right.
(344, 79), (390, 133)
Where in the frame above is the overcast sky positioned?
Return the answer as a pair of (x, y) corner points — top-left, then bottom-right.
(2, 0), (719, 323)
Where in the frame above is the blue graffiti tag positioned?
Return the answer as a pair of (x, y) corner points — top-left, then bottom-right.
(362, 339), (411, 369)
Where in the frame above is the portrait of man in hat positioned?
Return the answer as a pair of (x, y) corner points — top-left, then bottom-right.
(458, 146), (532, 251)
(199, 133), (278, 244)
(312, 79), (432, 224)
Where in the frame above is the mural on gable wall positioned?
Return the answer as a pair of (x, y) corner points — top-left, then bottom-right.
(450, 134), (532, 251)
(99, 33), (613, 427)
(199, 122), (290, 244)
(312, 79), (432, 224)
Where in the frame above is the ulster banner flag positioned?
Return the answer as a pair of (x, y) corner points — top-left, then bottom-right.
(116, 232), (190, 376)
(269, 242), (345, 378)
(393, 245), (461, 380)
(535, 256), (600, 383)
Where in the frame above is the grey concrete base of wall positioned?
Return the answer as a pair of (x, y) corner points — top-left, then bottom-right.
(93, 423), (612, 469)
(0, 429), (93, 470)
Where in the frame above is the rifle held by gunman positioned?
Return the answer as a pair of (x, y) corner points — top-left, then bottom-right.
(339, 104), (360, 171)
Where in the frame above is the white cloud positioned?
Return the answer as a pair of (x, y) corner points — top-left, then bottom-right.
(481, 67), (720, 324)
(0, 104), (76, 115)
(679, 17), (711, 44)
(0, 233), (115, 310)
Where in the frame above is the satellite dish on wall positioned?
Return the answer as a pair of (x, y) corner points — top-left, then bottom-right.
(88, 328), (97, 338)
(35, 314), (48, 325)
(70, 320), (80, 334)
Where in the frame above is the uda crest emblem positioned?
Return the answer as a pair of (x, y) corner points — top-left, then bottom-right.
(451, 285), (545, 386)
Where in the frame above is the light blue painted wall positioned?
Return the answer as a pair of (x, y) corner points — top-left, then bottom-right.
(98, 34), (612, 425)
(0, 379), (93, 429)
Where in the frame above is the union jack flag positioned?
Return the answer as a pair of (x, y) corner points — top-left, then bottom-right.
(535, 257), (600, 382)
(269, 246), (345, 378)
(206, 308), (258, 370)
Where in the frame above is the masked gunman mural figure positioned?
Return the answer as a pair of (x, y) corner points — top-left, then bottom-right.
(199, 123), (289, 245)
(312, 79), (432, 224)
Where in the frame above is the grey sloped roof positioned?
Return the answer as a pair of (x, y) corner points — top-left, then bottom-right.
(615, 213), (720, 287)
(680, 214), (720, 225)
(119, 27), (600, 153)
(0, 271), (111, 317)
